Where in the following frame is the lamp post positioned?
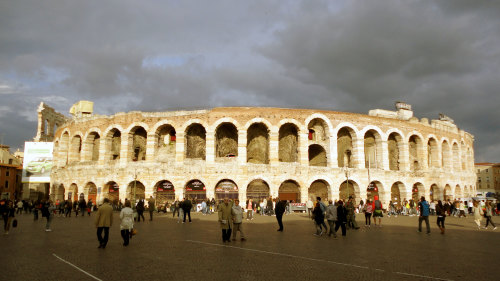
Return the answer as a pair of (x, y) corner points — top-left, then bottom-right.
(133, 168), (137, 209)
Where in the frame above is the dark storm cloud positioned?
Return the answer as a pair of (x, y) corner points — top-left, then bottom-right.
(0, 0), (498, 162)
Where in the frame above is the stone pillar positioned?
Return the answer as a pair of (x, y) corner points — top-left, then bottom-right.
(299, 133), (309, 166)
(175, 133), (185, 163)
(119, 135), (130, 166)
(352, 137), (364, 169)
(269, 130), (279, 165)
(206, 130), (215, 164)
(98, 137), (107, 164)
(145, 133), (157, 162)
(381, 140), (390, 170)
(330, 136), (338, 168)
(399, 142), (409, 171)
(238, 131), (247, 165)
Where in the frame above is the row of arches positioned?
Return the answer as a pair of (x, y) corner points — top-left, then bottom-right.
(55, 117), (474, 172)
(55, 178), (474, 207)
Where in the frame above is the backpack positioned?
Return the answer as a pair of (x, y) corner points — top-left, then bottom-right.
(375, 200), (382, 210)
(420, 201), (430, 216)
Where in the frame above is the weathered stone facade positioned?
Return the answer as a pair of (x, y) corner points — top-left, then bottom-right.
(49, 103), (476, 207)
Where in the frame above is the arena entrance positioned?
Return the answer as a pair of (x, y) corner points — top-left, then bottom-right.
(103, 181), (120, 206)
(412, 183), (424, 202)
(444, 184), (452, 201)
(155, 180), (175, 206)
(85, 182), (97, 205)
(68, 183), (78, 201)
(278, 180), (300, 203)
(367, 181), (381, 201)
(55, 184), (65, 201)
(246, 179), (270, 202)
(339, 180), (358, 202)
(215, 179), (238, 201)
(308, 180), (329, 201)
(391, 182), (404, 206)
(185, 180), (206, 203)
(127, 181), (146, 204)
(430, 184), (439, 201)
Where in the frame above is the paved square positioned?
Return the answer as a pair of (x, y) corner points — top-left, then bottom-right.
(1, 211), (498, 281)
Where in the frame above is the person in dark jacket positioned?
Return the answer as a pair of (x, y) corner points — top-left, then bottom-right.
(2, 200), (15, 235)
(136, 199), (145, 222)
(436, 200), (446, 234)
(78, 199), (87, 217)
(313, 202), (326, 236)
(148, 196), (156, 221)
(275, 198), (286, 231)
(182, 198), (193, 223)
(335, 200), (347, 236)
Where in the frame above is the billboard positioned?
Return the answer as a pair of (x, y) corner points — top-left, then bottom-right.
(22, 142), (54, 183)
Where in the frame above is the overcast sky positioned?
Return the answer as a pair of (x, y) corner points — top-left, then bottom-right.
(0, 0), (499, 162)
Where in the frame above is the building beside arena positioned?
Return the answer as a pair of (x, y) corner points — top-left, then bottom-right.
(42, 101), (475, 207)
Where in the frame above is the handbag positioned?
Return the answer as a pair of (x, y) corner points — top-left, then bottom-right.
(12, 219), (18, 228)
(131, 228), (137, 236)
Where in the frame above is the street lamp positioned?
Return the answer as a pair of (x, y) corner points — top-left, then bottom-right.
(133, 168), (137, 209)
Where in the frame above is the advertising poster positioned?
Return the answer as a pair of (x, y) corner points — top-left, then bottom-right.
(22, 142), (54, 183)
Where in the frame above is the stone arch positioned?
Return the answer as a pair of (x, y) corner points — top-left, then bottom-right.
(308, 180), (330, 202)
(339, 179), (360, 202)
(308, 118), (331, 143)
(155, 124), (177, 162)
(154, 180), (175, 205)
(412, 182), (425, 202)
(441, 140), (452, 171)
(387, 132), (403, 171)
(278, 118), (305, 134)
(104, 128), (122, 160)
(246, 179), (270, 202)
(243, 118), (273, 131)
(305, 113), (333, 136)
(126, 180), (146, 203)
(68, 134), (83, 163)
(128, 126), (148, 161)
(84, 182), (97, 204)
(278, 123), (299, 163)
(85, 131), (101, 161)
(55, 184), (65, 201)
(247, 122), (269, 164)
(215, 122), (238, 158)
(69, 183), (78, 201)
(455, 184), (462, 200)
(215, 179), (239, 200)
(185, 123), (206, 160)
(185, 179), (207, 202)
(337, 126), (357, 168)
(460, 141), (467, 170)
(427, 136), (440, 168)
(278, 180), (301, 202)
(430, 183), (442, 201)
(444, 184), (452, 201)
(308, 144), (327, 167)
(367, 180), (383, 201)
(408, 134), (424, 171)
(103, 181), (120, 203)
(210, 117), (241, 132)
(59, 131), (70, 165)
(364, 129), (383, 169)
(390, 181), (405, 206)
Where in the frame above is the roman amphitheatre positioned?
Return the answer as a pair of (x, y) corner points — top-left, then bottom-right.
(38, 101), (476, 207)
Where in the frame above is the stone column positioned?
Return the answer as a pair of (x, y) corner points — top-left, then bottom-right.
(352, 137), (364, 169)
(399, 142), (409, 171)
(175, 133), (185, 164)
(238, 131), (247, 165)
(381, 140), (390, 170)
(269, 130), (279, 165)
(299, 133), (309, 166)
(145, 133), (157, 162)
(119, 135), (130, 166)
(205, 130), (215, 164)
(330, 136), (338, 168)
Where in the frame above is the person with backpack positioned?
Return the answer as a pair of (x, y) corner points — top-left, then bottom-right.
(436, 200), (446, 234)
(418, 196), (430, 234)
(312, 202), (326, 236)
(373, 196), (383, 227)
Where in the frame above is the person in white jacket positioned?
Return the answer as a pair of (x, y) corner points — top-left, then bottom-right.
(120, 200), (134, 246)
(231, 199), (246, 241)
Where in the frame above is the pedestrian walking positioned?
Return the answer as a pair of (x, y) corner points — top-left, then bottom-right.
(172, 200), (180, 217)
(472, 201), (483, 229)
(231, 199), (246, 241)
(87, 199), (93, 216)
(78, 198), (86, 217)
(148, 196), (155, 221)
(346, 196), (359, 229)
(312, 202), (326, 236)
(95, 198), (113, 249)
(136, 199), (145, 222)
(41, 200), (55, 232)
(335, 200), (347, 236)
(246, 199), (253, 220)
(218, 198), (233, 242)
(182, 198), (192, 223)
(65, 200), (72, 217)
(436, 200), (446, 234)
(483, 201), (497, 230)
(325, 200), (337, 238)
(417, 196), (430, 234)
(364, 199), (374, 227)
(275, 198), (286, 232)
(2, 200), (15, 235)
(373, 196), (383, 227)
(120, 200), (134, 246)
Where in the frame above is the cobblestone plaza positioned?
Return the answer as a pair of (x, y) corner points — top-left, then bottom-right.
(1, 211), (498, 281)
